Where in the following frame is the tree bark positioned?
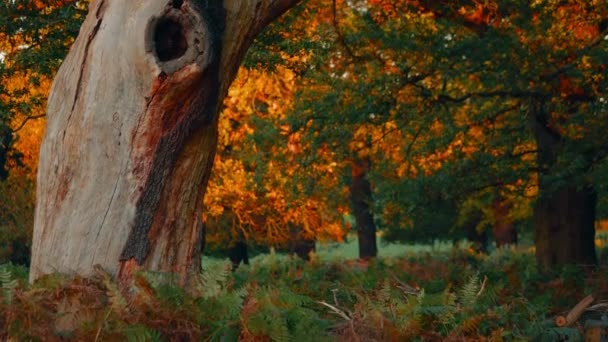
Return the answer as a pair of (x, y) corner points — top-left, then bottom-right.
(350, 157), (377, 259)
(30, 0), (300, 284)
(0, 127), (13, 180)
(534, 185), (597, 270)
(228, 241), (249, 270)
(288, 224), (316, 261)
(492, 196), (517, 248)
(529, 100), (597, 270)
(466, 224), (488, 253)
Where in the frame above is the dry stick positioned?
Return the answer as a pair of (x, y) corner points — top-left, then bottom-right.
(391, 274), (420, 296)
(94, 308), (112, 342)
(554, 294), (595, 327)
(317, 300), (351, 321)
(587, 301), (608, 311)
(477, 276), (488, 297)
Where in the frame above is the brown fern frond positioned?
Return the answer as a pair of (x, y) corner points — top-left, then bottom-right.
(457, 313), (486, 336)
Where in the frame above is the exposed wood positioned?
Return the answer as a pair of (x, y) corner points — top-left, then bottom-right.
(30, 0), (301, 284)
(555, 294), (595, 327)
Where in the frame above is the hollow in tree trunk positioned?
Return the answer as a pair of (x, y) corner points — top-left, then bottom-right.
(29, 0), (300, 284)
(350, 157), (377, 259)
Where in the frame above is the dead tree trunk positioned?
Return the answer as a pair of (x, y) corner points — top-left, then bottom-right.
(30, 0), (300, 284)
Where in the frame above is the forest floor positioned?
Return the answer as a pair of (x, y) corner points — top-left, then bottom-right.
(2, 239), (608, 341)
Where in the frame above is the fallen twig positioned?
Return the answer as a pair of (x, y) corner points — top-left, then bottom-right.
(586, 301), (608, 312)
(317, 300), (352, 321)
(391, 275), (420, 296)
(477, 276), (488, 297)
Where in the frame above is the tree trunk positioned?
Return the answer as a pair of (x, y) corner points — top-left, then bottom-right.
(350, 157), (377, 259)
(534, 186), (597, 270)
(288, 224), (316, 261)
(492, 196), (517, 248)
(529, 100), (597, 270)
(0, 127), (13, 180)
(228, 241), (249, 270)
(30, 0), (300, 284)
(492, 222), (517, 248)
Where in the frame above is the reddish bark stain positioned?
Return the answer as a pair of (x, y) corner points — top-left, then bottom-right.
(118, 258), (140, 285)
(55, 168), (73, 205)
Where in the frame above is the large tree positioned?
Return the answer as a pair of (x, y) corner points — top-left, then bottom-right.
(29, 0), (300, 284)
(293, 0), (608, 269)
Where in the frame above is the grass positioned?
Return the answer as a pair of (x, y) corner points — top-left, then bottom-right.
(314, 236), (455, 260)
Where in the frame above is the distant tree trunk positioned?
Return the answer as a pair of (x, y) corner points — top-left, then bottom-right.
(289, 224), (316, 261)
(0, 127), (13, 180)
(228, 241), (249, 270)
(466, 225), (488, 253)
(534, 186), (597, 269)
(492, 196), (517, 247)
(529, 100), (597, 270)
(350, 157), (377, 259)
(30, 0), (300, 284)
(10, 238), (31, 267)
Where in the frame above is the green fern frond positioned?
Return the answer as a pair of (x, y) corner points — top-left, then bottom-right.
(538, 327), (582, 342)
(123, 324), (163, 342)
(269, 318), (290, 342)
(378, 277), (391, 304)
(460, 272), (480, 309)
(199, 257), (233, 299)
(217, 286), (247, 320)
(0, 264), (18, 305)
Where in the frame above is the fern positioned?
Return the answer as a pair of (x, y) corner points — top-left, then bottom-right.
(123, 324), (163, 342)
(457, 313), (486, 335)
(460, 272), (481, 309)
(439, 288), (458, 327)
(198, 257), (232, 299)
(538, 327), (582, 342)
(245, 286), (330, 342)
(378, 277), (391, 304)
(0, 264), (18, 305)
(269, 317), (290, 342)
(94, 265), (128, 315)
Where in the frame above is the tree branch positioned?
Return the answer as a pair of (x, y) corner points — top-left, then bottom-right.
(11, 114), (46, 133)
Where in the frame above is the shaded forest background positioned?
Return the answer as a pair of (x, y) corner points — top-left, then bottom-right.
(1, 0), (608, 340)
(1, 0), (607, 267)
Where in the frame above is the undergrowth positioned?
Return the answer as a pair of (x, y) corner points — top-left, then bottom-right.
(1, 247), (606, 341)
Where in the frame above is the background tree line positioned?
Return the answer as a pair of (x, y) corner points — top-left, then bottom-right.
(0, 0), (607, 272)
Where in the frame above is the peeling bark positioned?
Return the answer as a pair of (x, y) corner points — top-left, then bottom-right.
(30, 0), (300, 284)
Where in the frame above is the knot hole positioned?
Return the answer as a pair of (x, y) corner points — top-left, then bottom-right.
(154, 18), (188, 62)
(171, 0), (183, 9)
